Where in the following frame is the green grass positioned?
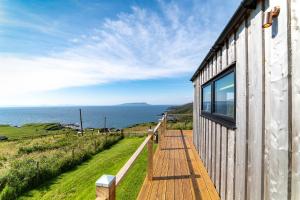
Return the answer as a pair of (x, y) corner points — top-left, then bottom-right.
(168, 121), (193, 130)
(18, 137), (147, 200)
(0, 123), (65, 139)
(167, 103), (193, 129)
(0, 133), (122, 200)
(123, 122), (156, 137)
(116, 146), (148, 200)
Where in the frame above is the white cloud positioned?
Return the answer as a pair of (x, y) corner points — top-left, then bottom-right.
(0, 1), (228, 100)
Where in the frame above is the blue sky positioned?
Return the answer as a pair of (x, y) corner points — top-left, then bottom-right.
(0, 0), (240, 106)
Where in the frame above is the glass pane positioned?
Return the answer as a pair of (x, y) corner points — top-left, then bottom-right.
(202, 84), (211, 112)
(215, 72), (235, 118)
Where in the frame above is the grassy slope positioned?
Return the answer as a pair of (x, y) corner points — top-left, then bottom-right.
(167, 103), (193, 130)
(19, 137), (147, 200)
(167, 103), (193, 114)
(0, 123), (64, 139)
(116, 147), (147, 200)
(123, 122), (156, 137)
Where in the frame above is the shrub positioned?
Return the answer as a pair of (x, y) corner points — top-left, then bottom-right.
(0, 176), (7, 193)
(0, 185), (16, 200)
(18, 139), (71, 154)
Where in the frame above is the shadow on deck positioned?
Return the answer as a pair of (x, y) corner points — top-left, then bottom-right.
(137, 130), (220, 200)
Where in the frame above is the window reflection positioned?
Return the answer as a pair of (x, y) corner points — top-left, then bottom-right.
(214, 72), (234, 118)
(202, 84), (211, 112)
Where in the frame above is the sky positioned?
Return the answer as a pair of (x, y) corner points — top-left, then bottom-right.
(0, 0), (240, 106)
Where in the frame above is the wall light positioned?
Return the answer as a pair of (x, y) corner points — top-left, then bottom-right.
(263, 6), (280, 28)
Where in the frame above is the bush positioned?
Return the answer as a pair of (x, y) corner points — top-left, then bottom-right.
(0, 186), (16, 200)
(0, 176), (7, 193)
(18, 139), (71, 154)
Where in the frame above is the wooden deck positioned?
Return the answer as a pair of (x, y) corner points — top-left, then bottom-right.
(137, 130), (220, 200)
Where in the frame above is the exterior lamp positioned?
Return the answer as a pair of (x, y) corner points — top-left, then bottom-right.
(263, 6), (280, 28)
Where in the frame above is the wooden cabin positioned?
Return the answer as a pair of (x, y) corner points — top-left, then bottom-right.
(191, 0), (299, 199)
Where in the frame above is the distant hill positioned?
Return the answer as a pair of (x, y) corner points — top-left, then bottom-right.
(167, 103), (193, 114)
(119, 102), (151, 106)
(166, 103), (193, 128)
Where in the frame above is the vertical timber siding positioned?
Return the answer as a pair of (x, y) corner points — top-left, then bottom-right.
(235, 20), (247, 200)
(291, 0), (300, 199)
(215, 51), (222, 194)
(264, 0), (290, 199)
(247, 2), (264, 199)
(192, 1), (299, 199)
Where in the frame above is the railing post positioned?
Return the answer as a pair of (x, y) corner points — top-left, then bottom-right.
(95, 175), (116, 200)
(164, 113), (167, 132)
(147, 129), (153, 181)
(158, 119), (163, 144)
(162, 117), (165, 136)
(154, 121), (159, 144)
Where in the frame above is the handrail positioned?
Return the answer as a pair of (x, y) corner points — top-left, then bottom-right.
(153, 114), (167, 133)
(95, 113), (167, 200)
(115, 134), (152, 185)
(153, 121), (162, 133)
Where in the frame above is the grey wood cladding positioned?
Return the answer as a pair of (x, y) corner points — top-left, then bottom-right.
(192, 0), (299, 199)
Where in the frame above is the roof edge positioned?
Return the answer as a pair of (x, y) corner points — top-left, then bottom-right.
(190, 0), (257, 81)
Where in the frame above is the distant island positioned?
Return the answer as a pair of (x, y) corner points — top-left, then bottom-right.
(119, 102), (151, 106)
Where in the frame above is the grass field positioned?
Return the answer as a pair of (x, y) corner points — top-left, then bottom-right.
(0, 121), (158, 200)
(18, 137), (147, 200)
(123, 122), (156, 136)
(166, 103), (193, 130)
(0, 123), (65, 139)
(167, 121), (192, 130)
(0, 123), (124, 200)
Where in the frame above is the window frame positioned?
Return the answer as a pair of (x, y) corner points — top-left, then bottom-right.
(200, 64), (236, 129)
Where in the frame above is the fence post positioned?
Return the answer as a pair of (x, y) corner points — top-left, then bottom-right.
(147, 129), (153, 180)
(159, 121), (163, 147)
(95, 175), (116, 200)
(162, 117), (165, 137)
(164, 113), (167, 133)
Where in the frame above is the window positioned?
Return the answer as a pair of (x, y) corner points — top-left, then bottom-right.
(201, 66), (236, 128)
(214, 72), (235, 118)
(202, 84), (211, 112)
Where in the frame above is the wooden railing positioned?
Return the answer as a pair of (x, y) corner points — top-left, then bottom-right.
(95, 113), (167, 200)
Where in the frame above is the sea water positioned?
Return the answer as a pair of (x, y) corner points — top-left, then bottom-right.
(0, 105), (170, 128)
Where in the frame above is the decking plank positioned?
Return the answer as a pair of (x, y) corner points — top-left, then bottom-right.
(137, 138), (160, 200)
(156, 133), (169, 200)
(187, 131), (220, 200)
(138, 130), (219, 200)
(175, 131), (184, 199)
(148, 138), (166, 200)
(180, 132), (194, 200)
(165, 131), (175, 199)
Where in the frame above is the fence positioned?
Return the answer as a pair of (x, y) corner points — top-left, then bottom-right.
(95, 113), (167, 200)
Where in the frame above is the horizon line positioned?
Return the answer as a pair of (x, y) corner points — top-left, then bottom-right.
(0, 103), (183, 108)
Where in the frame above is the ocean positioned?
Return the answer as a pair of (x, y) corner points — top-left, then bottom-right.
(0, 105), (170, 128)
